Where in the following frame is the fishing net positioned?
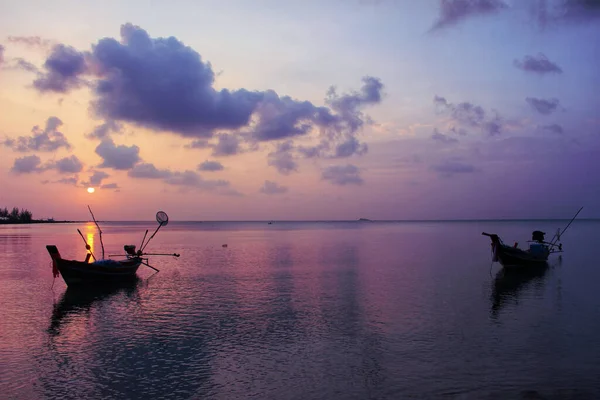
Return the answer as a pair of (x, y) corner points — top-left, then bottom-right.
(156, 211), (169, 226)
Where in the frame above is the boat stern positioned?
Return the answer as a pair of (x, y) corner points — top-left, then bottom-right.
(46, 245), (61, 278)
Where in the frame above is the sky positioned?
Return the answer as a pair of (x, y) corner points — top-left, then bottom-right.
(0, 0), (599, 221)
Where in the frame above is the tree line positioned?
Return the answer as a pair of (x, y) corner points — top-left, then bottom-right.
(0, 207), (34, 223)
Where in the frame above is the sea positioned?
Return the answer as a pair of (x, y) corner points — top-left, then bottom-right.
(1, 220), (600, 399)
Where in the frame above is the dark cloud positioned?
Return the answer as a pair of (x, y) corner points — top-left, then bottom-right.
(432, 160), (476, 176)
(7, 36), (53, 49)
(540, 124), (564, 134)
(127, 163), (172, 179)
(212, 133), (242, 156)
(2, 116), (71, 152)
(431, 129), (459, 144)
(56, 176), (79, 185)
(268, 141), (298, 175)
(86, 23), (263, 136)
(89, 170), (110, 185)
(0, 45), (4, 64)
(321, 164), (364, 185)
(532, 0), (600, 25)
(185, 139), (212, 149)
(260, 180), (288, 195)
(514, 53), (563, 75)
(11, 155), (42, 174)
(101, 183), (119, 189)
(31, 24), (383, 159)
(434, 95), (503, 136)
(197, 160), (224, 172)
(86, 120), (121, 140)
(33, 44), (88, 93)
(11, 154), (84, 174)
(526, 97), (560, 115)
(430, 0), (508, 31)
(127, 162), (232, 193)
(45, 155), (83, 174)
(95, 138), (141, 170)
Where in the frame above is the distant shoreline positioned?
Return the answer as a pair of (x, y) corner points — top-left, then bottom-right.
(0, 220), (85, 225)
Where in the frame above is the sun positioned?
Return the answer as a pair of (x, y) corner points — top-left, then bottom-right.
(87, 187), (95, 194)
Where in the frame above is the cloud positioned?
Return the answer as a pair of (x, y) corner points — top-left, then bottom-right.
(430, 0), (508, 31)
(84, 23), (263, 136)
(31, 24), (383, 156)
(321, 164), (364, 185)
(0, 45), (4, 65)
(45, 155), (83, 173)
(88, 170), (110, 185)
(431, 129), (459, 144)
(260, 180), (288, 195)
(101, 183), (119, 189)
(13, 58), (39, 73)
(268, 141), (298, 175)
(10, 154), (84, 174)
(212, 133), (242, 156)
(186, 139), (212, 149)
(514, 53), (563, 75)
(432, 160), (476, 177)
(33, 44), (88, 93)
(539, 124), (564, 134)
(526, 97), (560, 115)
(11, 155), (42, 174)
(86, 120), (121, 140)
(197, 160), (224, 172)
(127, 163), (172, 179)
(95, 138), (141, 170)
(531, 0), (600, 26)
(127, 162), (232, 193)
(56, 176), (79, 185)
(434, 95), (503, 136)
(7, 36), (54, 49)
(2, 116), (71, 152)
(334, 136), (369, 157)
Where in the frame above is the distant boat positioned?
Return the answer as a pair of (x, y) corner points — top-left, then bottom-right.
(46, 208), (180, 286)
(358, 218), (372, 222)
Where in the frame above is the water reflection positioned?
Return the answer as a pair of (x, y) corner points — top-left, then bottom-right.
(48, 279), (142, 336)
(490, 265), (550, 318)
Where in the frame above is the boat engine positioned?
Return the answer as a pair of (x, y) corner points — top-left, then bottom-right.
(531, 230), (545, 243)
(124, 245), (137, 256)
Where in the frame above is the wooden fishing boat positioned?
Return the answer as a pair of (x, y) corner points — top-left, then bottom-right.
(482, 207), (582, 269)
(47, 207), (179, 287)
(482, 231), (555, 268)
(47, 245), (142, 285)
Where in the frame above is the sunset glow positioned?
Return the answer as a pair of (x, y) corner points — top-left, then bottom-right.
(87, 187), (95, 194)
(0, 1), (598, 221)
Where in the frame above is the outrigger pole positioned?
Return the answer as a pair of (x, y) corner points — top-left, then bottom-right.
(550, 206), (584, 246)
(77, 228), (97, 261)
(87, 205), (105, 259)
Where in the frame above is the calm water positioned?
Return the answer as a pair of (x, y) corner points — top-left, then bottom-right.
(1, 220), (600, 399)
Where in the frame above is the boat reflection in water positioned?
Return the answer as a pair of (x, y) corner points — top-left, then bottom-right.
(48, 278), (143, 336)
(490, 263), (552, 319)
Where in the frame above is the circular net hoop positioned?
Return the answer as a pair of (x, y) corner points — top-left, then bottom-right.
(156, 211), (169, 226)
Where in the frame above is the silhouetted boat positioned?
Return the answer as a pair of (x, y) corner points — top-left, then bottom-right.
(482, 207), (582, 269)
(46, 245), (143, 285)
(482, 231), (557, 268)
(46, 208), (180, 286)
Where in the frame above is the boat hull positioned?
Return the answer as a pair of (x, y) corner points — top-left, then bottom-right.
(55, 258), (142, 286)
(494, 244), (549, 268)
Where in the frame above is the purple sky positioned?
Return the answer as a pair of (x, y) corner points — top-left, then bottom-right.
(0, 0), (599, 220)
